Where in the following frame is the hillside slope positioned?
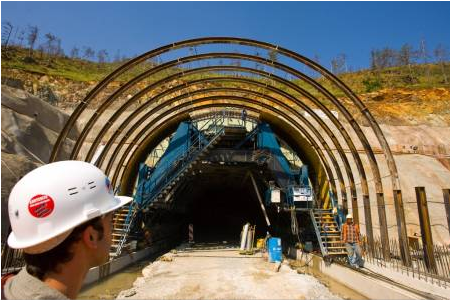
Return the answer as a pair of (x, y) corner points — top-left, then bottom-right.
(2, 46), (450, 126)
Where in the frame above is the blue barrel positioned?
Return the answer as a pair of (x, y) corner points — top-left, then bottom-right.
(267, 237), (282, 262)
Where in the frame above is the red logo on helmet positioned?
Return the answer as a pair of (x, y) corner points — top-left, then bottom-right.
(28, 194), (55, 218)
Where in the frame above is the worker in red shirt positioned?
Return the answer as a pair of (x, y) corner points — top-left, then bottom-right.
(341, 214), (364, 268)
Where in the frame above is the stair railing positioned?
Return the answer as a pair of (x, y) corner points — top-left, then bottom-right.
(111, 201), (136, 258)
(309, 209), (328, 256)
(113, 112), (226, 258)
(140, 111), (225, 207)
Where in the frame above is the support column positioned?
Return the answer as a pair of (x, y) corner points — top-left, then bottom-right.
(393, 190), (411, 266)
(444, 189), (450, 237)
(249, 172), (271, 227)
(376, 192), (390, 261)
(363, 194), (374, 256)
(342, 191), (348, 214)
(415, 187), (437, 274)
(351, 195), (359, 225)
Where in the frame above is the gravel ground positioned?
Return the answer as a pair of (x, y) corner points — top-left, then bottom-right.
(117, 245), (341, 300)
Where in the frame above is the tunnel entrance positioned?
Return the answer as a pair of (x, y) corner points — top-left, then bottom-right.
(178, 166), (269, 244)
(126, 118), (317, 255)
(191, 186), (268, 243)
(46, 37), (407, 265)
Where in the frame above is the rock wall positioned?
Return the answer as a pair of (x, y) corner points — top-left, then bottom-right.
(1, 85), (80, 241)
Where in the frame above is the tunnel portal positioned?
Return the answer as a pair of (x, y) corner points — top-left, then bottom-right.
(128, 114), (313, 252)
(48, 37), (409, 264)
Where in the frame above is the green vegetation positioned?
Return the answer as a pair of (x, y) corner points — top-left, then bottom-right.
(2, 45), (449, 95)
(2, 46), (122, 81)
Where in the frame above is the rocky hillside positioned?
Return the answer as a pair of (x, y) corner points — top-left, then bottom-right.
(1, 86), (80, 240)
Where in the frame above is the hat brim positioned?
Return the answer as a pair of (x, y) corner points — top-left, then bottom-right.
(102, 195), (133, 215)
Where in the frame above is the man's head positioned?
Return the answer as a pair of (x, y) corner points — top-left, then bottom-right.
(7, 160), (132, 278)
(23, 213), (113, 279)
(346, 213), (353, 224)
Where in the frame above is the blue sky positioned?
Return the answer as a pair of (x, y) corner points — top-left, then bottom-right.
(2, 1), (450, 69)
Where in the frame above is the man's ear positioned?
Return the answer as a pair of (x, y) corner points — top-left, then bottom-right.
(82, 226), (99, 249)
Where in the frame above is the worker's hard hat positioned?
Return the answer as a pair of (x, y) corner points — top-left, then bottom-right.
(346, 214), (353, 219)
(7, 160), (132, 254)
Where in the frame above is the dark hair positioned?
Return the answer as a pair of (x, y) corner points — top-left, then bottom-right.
(24, 217), (104, 280)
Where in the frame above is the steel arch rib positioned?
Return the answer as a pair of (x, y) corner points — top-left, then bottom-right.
(108, 91), (347, 205)
(50, 38), (404, 259)
(101, 86), (352, 207)
(89, 68), (369, 222)
(113, 98), (338, 203)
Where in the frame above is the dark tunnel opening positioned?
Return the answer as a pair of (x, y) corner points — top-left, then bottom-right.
(189, 184), (269, 243)
(130, 120), (321, 252)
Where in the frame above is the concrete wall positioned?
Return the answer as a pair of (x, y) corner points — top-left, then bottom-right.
(290, 248), (450, 300)
(83, 239), (171, 287)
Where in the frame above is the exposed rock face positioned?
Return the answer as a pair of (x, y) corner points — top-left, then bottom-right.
(1, 153), (42, 241)
(1, 85), (80, 241)
(2, 69), (95, 109)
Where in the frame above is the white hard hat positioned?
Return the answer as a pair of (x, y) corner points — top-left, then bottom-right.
(346, 214), (353, 219)
(7, 160), (132, 254)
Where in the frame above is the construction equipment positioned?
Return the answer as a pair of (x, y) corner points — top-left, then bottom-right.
(239, 223), (256, 255)
(110, 112), (226, 258)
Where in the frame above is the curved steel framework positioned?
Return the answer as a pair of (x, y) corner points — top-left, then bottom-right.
(51, 37), (411, 263)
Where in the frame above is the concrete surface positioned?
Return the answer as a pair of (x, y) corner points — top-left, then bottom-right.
(363, 261), (450, 299)
(83, 239), (172, 287)
(294, 250), (449, 300)
(117, 245), (342, 299)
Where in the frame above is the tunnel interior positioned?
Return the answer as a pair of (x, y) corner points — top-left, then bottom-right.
(130, 118), (322, 248)
(172, 164), (271, 244)
(189, 182), (268, 243)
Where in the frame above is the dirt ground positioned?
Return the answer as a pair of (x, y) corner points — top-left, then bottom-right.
(116, 244), (342, 300)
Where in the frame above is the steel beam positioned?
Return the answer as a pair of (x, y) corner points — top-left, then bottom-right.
(49, 38), (402, 199)
(363, 194), (375, 256)
(415, 187), (437, 274)
(48, 38), (405, 258)
(91, 74), (363, 227)
(377, 192), (390, 261)
(393, 190), (411, 266)
(444, 189), (450, 237)
(114, 98), (338, 199)
(249, 172), (271, 227)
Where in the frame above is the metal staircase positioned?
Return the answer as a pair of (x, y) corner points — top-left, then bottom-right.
(310, 208), (347, 257)
(142, 116), (225, 208)
(109, 113), (226, 258)
(110, 203), (135, 258)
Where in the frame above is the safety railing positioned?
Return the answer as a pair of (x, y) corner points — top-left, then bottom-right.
(1, 239), (25, 275)
(114, 112), (226, 257)
(309, 209), (328, 256)
(111, 202), (137, 258)
(360, 235), (450, 288)
(192, 108), (257, 130)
